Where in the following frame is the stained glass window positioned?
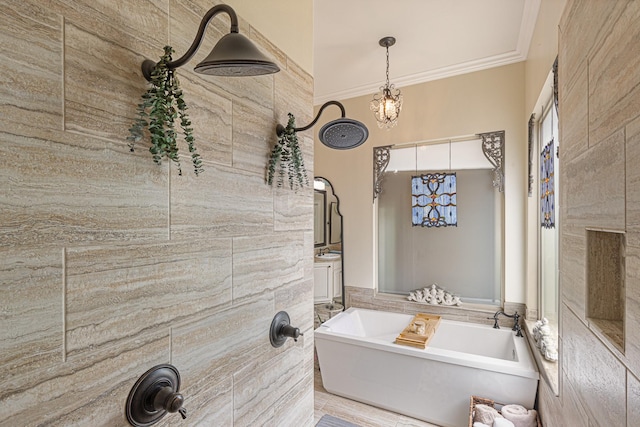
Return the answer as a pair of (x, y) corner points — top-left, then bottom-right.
(412, 173), (457, 227)
(541, 139), (555, 229)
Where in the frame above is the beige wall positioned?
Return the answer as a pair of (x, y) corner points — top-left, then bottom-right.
(226, 0), (313, 74)
(315, 62), (527, 304)
(0, 1), (314, 425)
(537, 0), (640, 425)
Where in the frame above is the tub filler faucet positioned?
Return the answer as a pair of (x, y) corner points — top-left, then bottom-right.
(489, 310), (523, 337)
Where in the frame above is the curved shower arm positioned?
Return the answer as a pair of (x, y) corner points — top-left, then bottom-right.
(276, 100), (346, 136)
(142, 4), (238, 80)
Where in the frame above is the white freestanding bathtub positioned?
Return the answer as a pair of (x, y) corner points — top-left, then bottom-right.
(314, 308), (539, 427)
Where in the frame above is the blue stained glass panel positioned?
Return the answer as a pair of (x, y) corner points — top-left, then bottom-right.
(540, 139), (555, 229)
(412, 173), (457, 227)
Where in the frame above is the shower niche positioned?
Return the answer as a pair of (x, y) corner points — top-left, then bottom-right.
(587, 229), (625, 352)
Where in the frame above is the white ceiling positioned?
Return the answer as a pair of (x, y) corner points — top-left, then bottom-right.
(313, 0), (541, 105)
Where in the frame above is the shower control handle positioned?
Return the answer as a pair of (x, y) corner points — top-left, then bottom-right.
(153, 386), (186, 416)
(270, 311), (303, 347)
(280, 324), (303, 341)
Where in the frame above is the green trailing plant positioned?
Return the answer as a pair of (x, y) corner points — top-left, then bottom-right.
(267, 113), (309, 190)
(128, 46), (203, 176)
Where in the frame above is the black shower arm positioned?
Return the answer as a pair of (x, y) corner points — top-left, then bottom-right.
(277, 100), (346, 136)
(142, 4), (238, 79)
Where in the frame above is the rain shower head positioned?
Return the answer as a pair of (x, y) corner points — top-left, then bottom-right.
(276, 101), (369, 150)
(140, 4), (279, 81)
(319, 118), (369, 150)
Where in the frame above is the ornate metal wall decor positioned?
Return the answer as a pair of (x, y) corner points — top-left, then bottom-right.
(540, 138), (555, 228)
(528, 114), (535, 197)
(479, 131), (505, 192)
(411, 172), (457, 228)
(373, 145), (392, 200)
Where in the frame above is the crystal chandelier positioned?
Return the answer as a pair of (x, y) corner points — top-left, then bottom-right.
(370, 36), (402, 129)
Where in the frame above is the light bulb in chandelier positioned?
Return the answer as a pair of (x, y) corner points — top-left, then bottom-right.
(370, 36), (402, 129)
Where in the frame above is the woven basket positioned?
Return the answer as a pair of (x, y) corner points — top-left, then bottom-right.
(469, 396), (542, 427)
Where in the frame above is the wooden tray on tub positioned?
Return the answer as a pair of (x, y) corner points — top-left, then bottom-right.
(394, 313), (441, 349)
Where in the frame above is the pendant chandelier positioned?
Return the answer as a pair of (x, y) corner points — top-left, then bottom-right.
(370, 36), (402, 129)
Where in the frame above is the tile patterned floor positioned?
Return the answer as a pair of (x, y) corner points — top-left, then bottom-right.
(314, 363), (441, 427)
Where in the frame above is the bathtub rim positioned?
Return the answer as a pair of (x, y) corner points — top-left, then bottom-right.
(315, 307), (539, 380)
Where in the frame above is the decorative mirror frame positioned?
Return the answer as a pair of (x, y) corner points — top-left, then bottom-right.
(373, 131), (505, 199)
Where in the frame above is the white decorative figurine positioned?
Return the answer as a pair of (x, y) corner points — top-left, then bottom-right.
(407, 284), (462, 306)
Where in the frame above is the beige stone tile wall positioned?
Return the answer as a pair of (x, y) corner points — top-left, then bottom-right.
(0, 0), (313, 425)
(541, 0), (640, 425)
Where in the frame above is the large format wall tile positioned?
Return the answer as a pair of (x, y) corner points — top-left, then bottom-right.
(588, 1), (640, 144)
(559, 63), (588, 161)
(0, 2), (62, 132)
(626, 246), (640, 377)
(629, 373), (640, 427)
(178, 74), (234, 168)
(0, 132), (168, 246)
(232, 99), (276, 175)
(562, 308), (626, 426)
(2, 334), (169, 425)
(64, 20), (152, 142)
(170, 162), (274, 239)
(627, 114), (640, 248)
(560, 225), (586, 319)
(563, 128), (625, 230)
(558, 1), (626, 88)
(232, 232), (305, 302)
(0, 248), (62, 411)
(65, 239), (232, 357)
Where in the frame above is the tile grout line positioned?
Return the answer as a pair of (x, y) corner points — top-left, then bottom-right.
(61, 15), (65, 131)
(62, 247), (67, 362)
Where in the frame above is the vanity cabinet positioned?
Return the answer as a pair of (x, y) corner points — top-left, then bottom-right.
(314, 258), (342, 303)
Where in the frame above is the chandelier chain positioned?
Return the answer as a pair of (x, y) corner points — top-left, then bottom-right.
(385, 45), (390, 88)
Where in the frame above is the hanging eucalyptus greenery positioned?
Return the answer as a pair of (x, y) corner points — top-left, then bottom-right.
(267, 113), (308, 190)
(128, 46), (203, 176)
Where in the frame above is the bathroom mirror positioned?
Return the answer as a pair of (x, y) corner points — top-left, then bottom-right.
(373, 133), (504, 305)
(314, 190), (326, 247)
(314, 177), (344, 306)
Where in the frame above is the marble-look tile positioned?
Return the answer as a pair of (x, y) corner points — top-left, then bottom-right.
(65, 239), (232, 357)
(563, 128), (625, 230)
(2, 334), (169, 425)
(232, 232), (305, 302)
(627, 114), (640, 248)
(0, 132), (168, 247)
(162, 376), (233, 427)
(588, 1), (640, 144)
(232, 99), (276, 175)
(0, 248), (62, 407)
(562, 308), (626, 426)
(537, 371), (562, 427)
(586, 230), (624, 320)
(0, 2), (62, 131)
(275, 278), (315, 335)
(560, 63), (588, 161)
(625, 245), (640, 377)
(629, 372), (640, 427)
(558, 1), (626, 90)
(274, 186), (314, 232)
(171, 298), (274, 396)
(170, 162), (273, 239)
(177, 73), (233, 167)
(64, 21), (150, 142)
(233, 339), (310, 426)
(560, 372), (589, 427)
(560, 225), (587, 319)
(273, 372), (315, 427)
(274, 58), (314, 131)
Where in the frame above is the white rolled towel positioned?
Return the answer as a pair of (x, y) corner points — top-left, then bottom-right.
(474, 404), (503, 425)
(493, 418), (515, 427)
(501, 404), (538, 427)
(473, 422), (491, 427)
